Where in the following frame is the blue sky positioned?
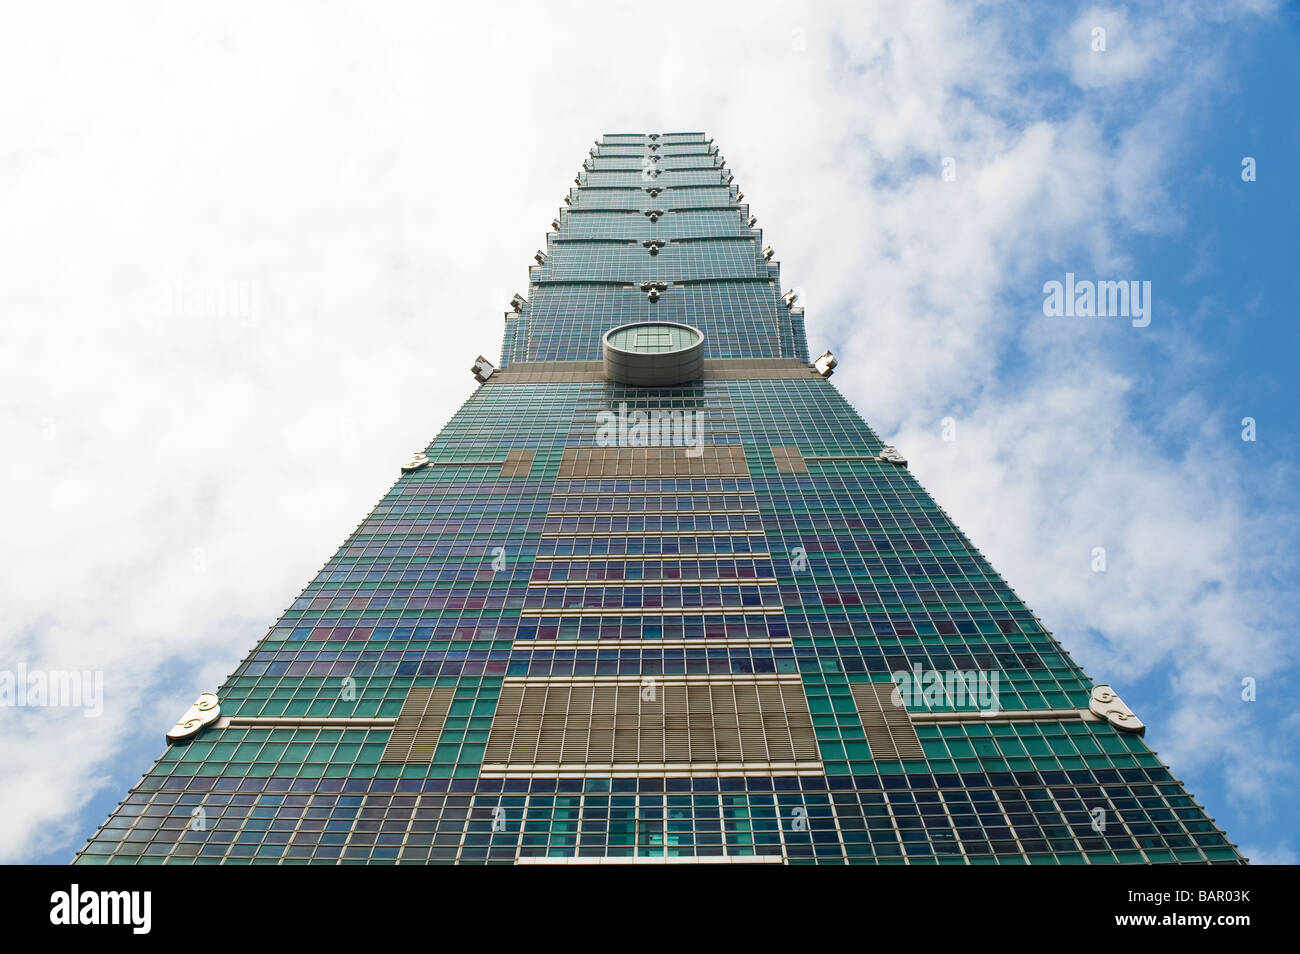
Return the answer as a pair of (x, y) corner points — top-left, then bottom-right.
(1, 1), (1296, 864)
(1114, 17), (1299, 860)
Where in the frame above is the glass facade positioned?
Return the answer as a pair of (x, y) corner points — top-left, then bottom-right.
(76, 131), (1243, 865)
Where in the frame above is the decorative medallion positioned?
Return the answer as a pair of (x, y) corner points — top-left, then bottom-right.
(879, 445), (907, 465)
(1090, 685), (1145, 735)
(402, 452), (430, 473)
(166, 691), (221, 742)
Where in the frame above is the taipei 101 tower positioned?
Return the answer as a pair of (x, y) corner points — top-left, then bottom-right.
(76, 132), (1243, 865)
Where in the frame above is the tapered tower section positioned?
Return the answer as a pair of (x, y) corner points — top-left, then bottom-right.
(77, 133), (1242, 865)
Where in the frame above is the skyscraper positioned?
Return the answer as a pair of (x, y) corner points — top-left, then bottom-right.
(77, 131), (1243, 865)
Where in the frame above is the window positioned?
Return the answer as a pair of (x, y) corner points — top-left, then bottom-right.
(635, 329), (672, 351)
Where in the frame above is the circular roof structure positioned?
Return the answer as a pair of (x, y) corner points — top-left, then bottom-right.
(602, 321), (704, 387)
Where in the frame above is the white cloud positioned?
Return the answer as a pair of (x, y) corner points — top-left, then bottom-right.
(1239, 842), (1298, 866)
(0, 0), (1290, 862)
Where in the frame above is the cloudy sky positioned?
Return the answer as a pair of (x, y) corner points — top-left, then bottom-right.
(1, 0), (1296, 864)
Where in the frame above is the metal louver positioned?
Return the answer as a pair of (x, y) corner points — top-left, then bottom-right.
(770, 446), (808, 474)
(380, 686), (457, 762)
(850, 682), (925, 761)
(499, 448), (535, 478)
(483, 676), (820, 775)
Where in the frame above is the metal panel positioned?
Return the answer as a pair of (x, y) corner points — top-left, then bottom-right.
(499, 448), (535, 478)
(770, 445), (808, 474)
(380, 686), (457, 762)
(850, 682), (926, 761)
(483, 675), (820, 775)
